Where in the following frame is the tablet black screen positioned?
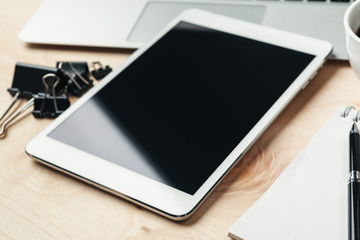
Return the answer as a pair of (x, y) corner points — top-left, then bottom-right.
(48, 21), (314, 195)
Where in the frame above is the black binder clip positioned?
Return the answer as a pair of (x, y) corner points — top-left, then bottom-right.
(8, 62), (65, 98)
(32, 73), (70, 118)
(57, 62), (93, 96)
(0, 62), (65, 137)
(91, 61), (112, 80)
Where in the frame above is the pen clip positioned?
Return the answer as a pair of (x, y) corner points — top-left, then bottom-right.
(344, 106), (355, 118)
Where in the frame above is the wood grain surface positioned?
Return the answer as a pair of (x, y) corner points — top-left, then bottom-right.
(1, 0), (359, 239)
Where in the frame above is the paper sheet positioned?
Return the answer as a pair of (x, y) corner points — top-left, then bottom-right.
(229, 107), (355, 240)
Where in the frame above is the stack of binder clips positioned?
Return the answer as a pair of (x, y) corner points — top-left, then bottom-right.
(0, 61), (112, 138)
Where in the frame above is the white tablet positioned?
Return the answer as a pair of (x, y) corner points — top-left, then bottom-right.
(26, 9), (332, 220)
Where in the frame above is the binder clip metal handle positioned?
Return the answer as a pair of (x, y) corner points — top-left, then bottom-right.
(0, 91), (20, 123)
(57, 62), (92, 96)
(0, 92), (34, 137)
(42, 73), (60, 114)
(32, 73), (70, 118)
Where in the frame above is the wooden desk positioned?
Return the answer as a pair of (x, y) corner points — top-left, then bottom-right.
(1, 1), (359, 239)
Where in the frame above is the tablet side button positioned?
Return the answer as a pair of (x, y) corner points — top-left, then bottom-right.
(302, 71), (318, 89)
(310, 71), (318, 80)
(302, 80), (310, 89)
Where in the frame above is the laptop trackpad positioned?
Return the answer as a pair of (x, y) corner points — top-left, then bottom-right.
(128, 1), (266, 43)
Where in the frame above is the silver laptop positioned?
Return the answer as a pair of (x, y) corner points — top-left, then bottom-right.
(19, 0), (351, 59)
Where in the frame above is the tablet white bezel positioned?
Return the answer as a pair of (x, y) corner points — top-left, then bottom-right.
(26, 9), (332, 220)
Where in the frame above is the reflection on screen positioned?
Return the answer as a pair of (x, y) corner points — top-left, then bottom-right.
(48, 21), (315, 195)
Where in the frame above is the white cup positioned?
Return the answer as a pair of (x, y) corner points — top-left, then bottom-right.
(345, 0), (360, 79)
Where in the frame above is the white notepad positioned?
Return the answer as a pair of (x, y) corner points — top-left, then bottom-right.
(229, 106), (357, 240)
